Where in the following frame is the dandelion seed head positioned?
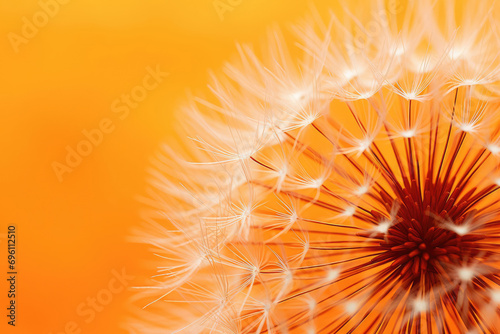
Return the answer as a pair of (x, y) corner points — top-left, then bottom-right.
(448, 47), (466, 60)
(342, 206), (356, 217)
(354, 184), (369, 196)
(325, 268), (340, 282)
(306, 298), (317, 311)
(344, 301), (359, 314)
(401, 92), (419, 100)
(457, 267), (475, 282)
(400, 128), (417, 138)
(289, 90), (307, 103)
(263, 300), (273, 313)
(462, 79), (478, 86)
(306, 326), (317, 334)
(355, 137), (372, 153)
(372, 220), (392, 234)
(447, 223), (470, 236)
(134, 1), (500, 332)
(311, 178), (324, 189)
(486, 143), (500, 155)
(342, 68), (358, 81)
(411, 298), (429, 313)
(458, 122), (476, 133)
(491, 290), (500, 304)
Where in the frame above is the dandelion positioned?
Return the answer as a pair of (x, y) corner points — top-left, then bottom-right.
(131, 1), (500, 333)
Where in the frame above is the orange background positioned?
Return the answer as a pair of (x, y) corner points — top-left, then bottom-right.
(0, 1), (345, 333)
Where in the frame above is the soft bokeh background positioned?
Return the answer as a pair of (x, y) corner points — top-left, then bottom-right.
(0, 1), (346, 333)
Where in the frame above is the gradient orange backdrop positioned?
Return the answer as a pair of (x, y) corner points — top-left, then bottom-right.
(0, 1), (349, 333)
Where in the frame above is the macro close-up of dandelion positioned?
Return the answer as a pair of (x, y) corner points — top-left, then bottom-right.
(131, 1), (500, 333)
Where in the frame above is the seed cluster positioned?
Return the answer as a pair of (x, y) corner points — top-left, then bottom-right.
(132, 2), (500, 333)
